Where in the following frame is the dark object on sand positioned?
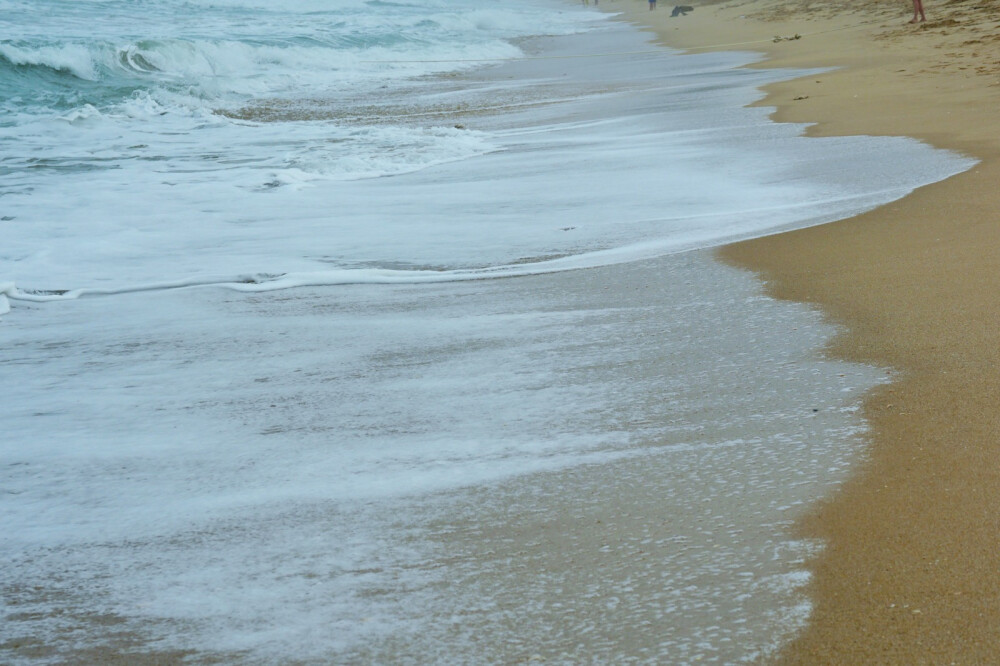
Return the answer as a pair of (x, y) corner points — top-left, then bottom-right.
(671, 5), (693, 16)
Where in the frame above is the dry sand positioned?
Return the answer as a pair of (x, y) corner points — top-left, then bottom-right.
(610, 0), (1000, 661)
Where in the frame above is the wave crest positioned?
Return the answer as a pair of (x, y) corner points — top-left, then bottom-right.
(0, 42), (98, 80)
(117, 45), (162, 74)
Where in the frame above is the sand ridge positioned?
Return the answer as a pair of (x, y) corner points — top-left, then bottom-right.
(606, 0), (1000, 661)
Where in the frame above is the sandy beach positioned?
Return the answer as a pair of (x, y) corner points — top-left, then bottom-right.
(612, 0), (1000, 661)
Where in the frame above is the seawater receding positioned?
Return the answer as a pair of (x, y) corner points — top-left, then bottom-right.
(215, 82), (591, 125)
(1, 251), (885, 664)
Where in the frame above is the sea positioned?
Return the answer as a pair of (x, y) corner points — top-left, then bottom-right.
(0, 0), (974, 663)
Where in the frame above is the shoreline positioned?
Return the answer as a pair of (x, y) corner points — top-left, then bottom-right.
(2, 10), (897, 663)
(609, 0), (1000, 660)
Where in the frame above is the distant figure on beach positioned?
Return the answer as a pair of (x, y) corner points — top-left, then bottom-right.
(649, 0), (656, 10)
(911, 0), (926, 22)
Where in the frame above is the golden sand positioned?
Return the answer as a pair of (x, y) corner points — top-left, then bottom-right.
(610, 0), (1000, 661)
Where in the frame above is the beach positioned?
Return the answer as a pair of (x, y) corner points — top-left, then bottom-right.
(1, 0), (992, 662)
(612, 0), (1000, 660)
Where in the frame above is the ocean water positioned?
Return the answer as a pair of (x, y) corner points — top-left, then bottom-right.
(0, 0), (973, 663)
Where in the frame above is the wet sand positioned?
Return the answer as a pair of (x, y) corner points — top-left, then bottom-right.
(611, 0), (1000, 661)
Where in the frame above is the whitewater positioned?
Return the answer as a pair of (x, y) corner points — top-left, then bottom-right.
(0, 0), (972, 663)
